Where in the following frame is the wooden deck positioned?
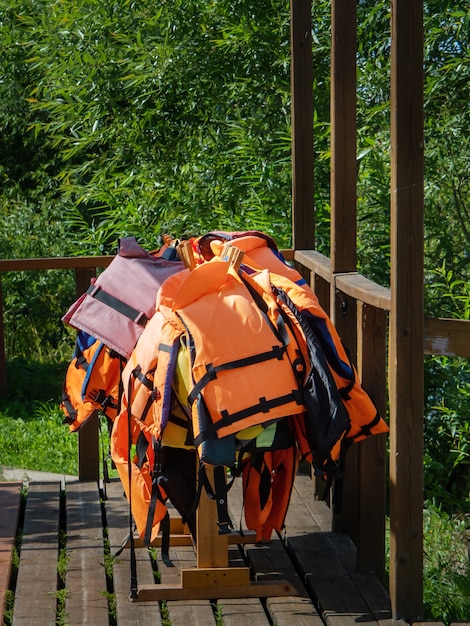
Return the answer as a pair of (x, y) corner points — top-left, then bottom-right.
(0, 473), (429, 626)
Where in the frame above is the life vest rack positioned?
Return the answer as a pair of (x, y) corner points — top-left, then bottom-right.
(127, 244), (299, 602)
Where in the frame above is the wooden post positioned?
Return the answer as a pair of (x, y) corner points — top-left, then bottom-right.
(196, 466), (229, 569)
(329, 0), (359, 541)
(389, 0), (424, 620)
(77, 412), (100, 482)
(75, 267), (100, 483)
(330, 0), (357, 273)
(290, 0), (315, 250)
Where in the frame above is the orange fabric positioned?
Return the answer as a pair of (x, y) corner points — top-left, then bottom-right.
(251, 270), (389, 444)
(121, 311), (164, 429)
(111, 311), (170, 542)
(242, 447), (298, 542)
(61, 339), (123, 432)
(171, 260), (304, 444)
(110, 410), (167, 543)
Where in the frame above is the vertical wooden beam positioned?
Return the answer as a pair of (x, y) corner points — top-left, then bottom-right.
(356, 303), (387, 579)
(75, 267), (100, 483)
(329, 0), (359, 542)
(312, 275), (330, 316)
(389, 0), (424, 620)
(331, 289), (358, 539)
(196, 466), (229, 569)
(330, 0), (357, 273)
(290, 0), (315, 250)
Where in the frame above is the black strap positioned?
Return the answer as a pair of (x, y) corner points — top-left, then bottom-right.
(194, 464), (233, 535)
(241, 274), (292, 349)
(356, 410), (381, 438)
(187, 345), (286, 406)
(193, 389), (302, 449)
(126, 375), (139, 600)
(159, 511), (172, 565)
(87, 284), (148, 326)
(60, 392), (77, 424)
(132, 364), (154, 391)
(130, 365), (159, 423)
(144, 439), (167, 548)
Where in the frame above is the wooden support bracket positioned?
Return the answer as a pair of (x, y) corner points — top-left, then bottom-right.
(132, 465), (298, 602)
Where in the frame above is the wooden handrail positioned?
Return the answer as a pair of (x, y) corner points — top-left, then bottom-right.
(424, 317), (470, 358)
(0, 255), (113, 272)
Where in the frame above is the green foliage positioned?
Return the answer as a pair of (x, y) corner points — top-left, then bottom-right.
(1, 0), (294, 255)
(423, 504), (470, 621)
(424, 266), (470, 513)
(1, 3), (470, 621)
(0, 397), (78, 476)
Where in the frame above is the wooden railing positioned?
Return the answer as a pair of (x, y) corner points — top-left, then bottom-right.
(1, 253), (469, 604)
(294, 248), (470, 580)
(0, 255), (113, 481)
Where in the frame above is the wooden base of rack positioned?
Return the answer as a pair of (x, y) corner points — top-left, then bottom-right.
(132, 465), (298, 602)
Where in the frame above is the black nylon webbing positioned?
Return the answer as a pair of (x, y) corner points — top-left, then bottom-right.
(187, 345), (285, 405)
(193, 389), (303, 448)
(87, 285), (148, 326)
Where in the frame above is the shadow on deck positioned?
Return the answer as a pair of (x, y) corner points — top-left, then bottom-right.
(1, 474), (410, 626)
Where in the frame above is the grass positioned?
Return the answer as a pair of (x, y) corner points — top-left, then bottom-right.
(422, 504), (470, 621)
(0, 358), (78, 476)
(0, 401), (78, 476)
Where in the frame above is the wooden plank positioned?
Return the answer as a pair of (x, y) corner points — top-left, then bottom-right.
(331, 286), (358, 541)
(293, 250), (393, 312)
(219, 597), (271, 626)
(217, 540), (270, 626)
(284, 480), (389, 625)
(74, 266), (100, 485)
(350, 571), (408, 626)
(295, 250), (331, 282)
(12, 482), (60, 626)
(312, 274), (331, 316)
(424, 318), (470, 357)
(216, 491), (272, 624)
(105, 479), (163, 625)
(291, 473), (332, 532)
(334, 273), (391, 311)
(0, 256), (112, 272)
(65, 481), (109, 626)
(159, 543), (217, 625)
(290, 0), (315, 250)
(292, 476), (398, 624)
(389, 0), (425, 620)
(196, 466), (228, 568)
(77, 412), (100, 485)
(356, 303), (387, 577)
(0, 482), (22, 616)
(290, 532), (377, 625)
(247, 543), (323, 626)
(226, 473), (323, 625)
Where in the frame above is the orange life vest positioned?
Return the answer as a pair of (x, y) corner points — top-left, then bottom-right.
(66, 230), (389, 548)
(154, 257), (305, 466)
(61, 332), (125, 431)
(242, 445), (299, 543)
